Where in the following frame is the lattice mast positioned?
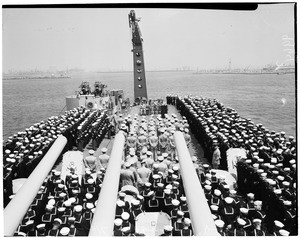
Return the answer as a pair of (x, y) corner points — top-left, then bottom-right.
(129, 10), (148, 103)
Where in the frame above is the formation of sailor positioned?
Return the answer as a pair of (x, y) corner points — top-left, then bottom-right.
(3, 106), (113, 207)
(14, 166), (104, 236)
(168, 95), (297, 236)
(110, 113), (199, 236)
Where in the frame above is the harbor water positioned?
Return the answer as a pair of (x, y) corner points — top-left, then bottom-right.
(2, 71), (296, 141)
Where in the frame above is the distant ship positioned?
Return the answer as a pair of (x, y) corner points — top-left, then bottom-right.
(194, 64), (295, 75)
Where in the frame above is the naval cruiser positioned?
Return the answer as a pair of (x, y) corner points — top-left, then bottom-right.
(3, 10), (297, 237)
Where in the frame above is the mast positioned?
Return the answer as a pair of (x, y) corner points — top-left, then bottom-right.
(129, 10), (148, 103)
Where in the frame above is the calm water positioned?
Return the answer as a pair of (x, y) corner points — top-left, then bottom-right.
(2, 71), (296, 141)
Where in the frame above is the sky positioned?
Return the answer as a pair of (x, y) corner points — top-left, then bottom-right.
(2, 4), (295, 72)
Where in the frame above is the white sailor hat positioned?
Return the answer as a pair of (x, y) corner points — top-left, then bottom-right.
(87, 178), (94, 184)
(152, 174), (160, 180)
(210, 205), (219, 211)
(164, 189), (171, 195)
(36, 224), (46, 229)
(204, 185), (212, 191)
(64, 200), (71, 207)
(203, 180), (211, 187)
(146, 151), (153, 156)
(88, 150), (95, 155)
(164, 225), (173, 232)
(229, 190), (237, 195)
(274, 220), (284, 228)
(283, 200), (292, 206)
(58, 207), (66, 212)
(237, 218), (246, 226)
(17, 232), (27, 236)
(215, 219), (225, 228)
(124, 162), (131, 168)
(177, 210), (184, 217)
(129, 150), (135, 156)
(282, 181), (290, 187)
(121, 212), (130, 220)
(54, 218), (62, 224)
(74, 205), (83, 213)
(173, 166), (179, 171)
(117, 200), (125, 207)
(254, 200), (262, 206)
(225, 197), (234, 204)
(60, 227), (70, 236)
(247, 193), (255, 199)
(114, 218), (123, 227)
(86, 193), (93, 199)
(157, 182), (164, 188)
(121, 226), (131, 233)
(101, 147), (107, 153)
(158, 156), (164, 161)
(69, 197), (76, 204)
(277, 176), (284, 181)
(184, 218), (191, 225)
(145, 182), (151, 187)
(162, 153), (168, 158)
(46, 204), (54, 210)
(214, 189), (221, 196)
(253, 219), (262, 224)
(163, 184), (171, 190)
(147, 191), (155, 196)
(86, 203), (94, 210)
(25, 220), (34, 226)
(137, 195), (144, 201)
(240, 208), (249, 214)
(274, 189), (282, 195)
(54, 171), (61, 176)
(279, 229), (290, 236)
(172, 174), (178, 180)
(131, 199), (140, 206)
(171, 199), (180, 206)
(180, 196), (187, 202)
(48, 199), (56, 206)
(119, 192), (126, 198)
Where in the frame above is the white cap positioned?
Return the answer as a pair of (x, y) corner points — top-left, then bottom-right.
(117, 200), (125, 207)
(172, 199), (180, 206)
(60, 227), (70, 236)
(240, 208), (249, 214)
(164, 225), (173, 232)
(89, 150), (95, 155)
(254, 200), (262, 206)
(114, 218), (123, 227)
(74, 205), (83, 212)
(215, 219), (225, 228)
(225, 197), (234, 204)
(214, 189), (221, 196)
(253, 219), (262, 224)
(237, 218), (246, 226)
(184, 218), (191, 225)
(121, 212), (130, 220)
(86, 203), (94, 210)
(86, 193), (93, 199)
(274, 220), (284, 228)
(101, 147), (107, 153)
(279, 229), (290, 236)
(36, 224), (46, 229)
(211, 205), (219, 211)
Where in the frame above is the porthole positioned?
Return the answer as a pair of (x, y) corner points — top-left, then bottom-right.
(136, 60), (142, 66)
